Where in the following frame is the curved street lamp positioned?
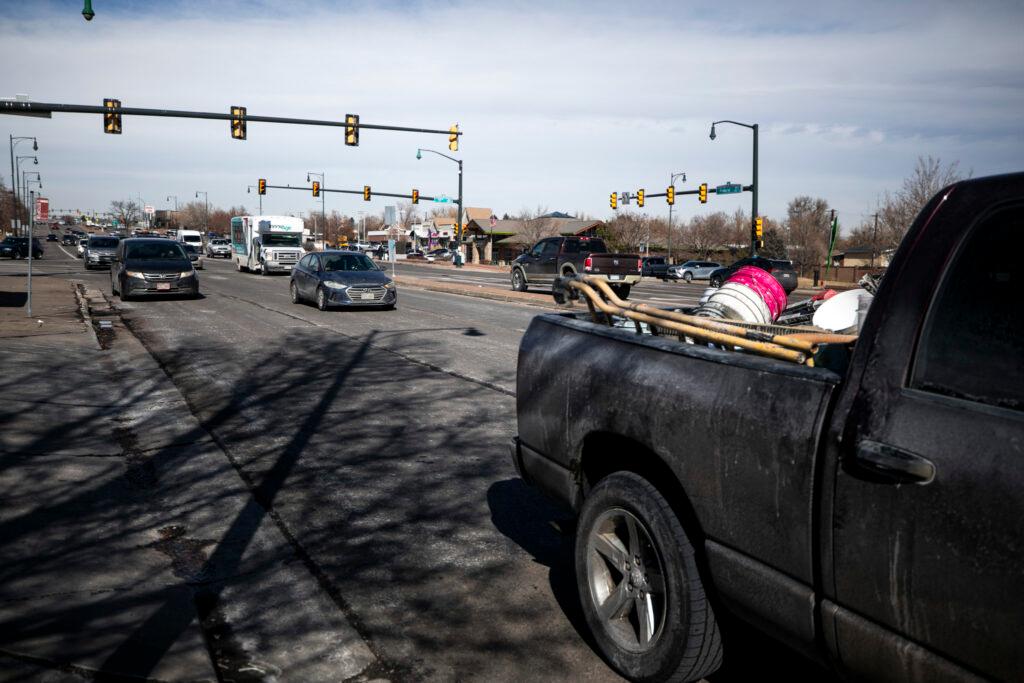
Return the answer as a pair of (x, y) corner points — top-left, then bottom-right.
(710, 119), (759, 255)
(416, 148), (463, 251)
(8, 136), (38, 227)
(195, 191), (208, 232)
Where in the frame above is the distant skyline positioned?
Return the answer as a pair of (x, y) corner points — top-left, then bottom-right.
(2, 0), (1022, 232)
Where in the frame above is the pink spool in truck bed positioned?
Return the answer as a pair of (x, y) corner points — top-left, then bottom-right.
(726, 266), (787, 321)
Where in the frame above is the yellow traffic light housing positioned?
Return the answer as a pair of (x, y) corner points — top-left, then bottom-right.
(345, 114), (359, 146)
(258, 178), (266, 195)
(230, 105), (247, 140)
(755, 216), (763, 239)
(666, 186), (675, 205)
(412, 189), (419, 204)
(103, 98), (122, 134)
(448, 124), (459, 152)
(699, 183), (708, 204)
(363, 185), (371, 201)
(637, 189), (645, 208)
(610, 192), (618, 210)
(312, 181), (320, 197)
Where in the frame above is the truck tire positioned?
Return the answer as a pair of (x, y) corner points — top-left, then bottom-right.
(511, 268), (528, 292)
(710, 274), (723, 288)
(610, 283), (631, 300)
(575, 471), (722, 683)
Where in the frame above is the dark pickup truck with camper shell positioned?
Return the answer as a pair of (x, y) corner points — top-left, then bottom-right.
(510, 172), (1023, 682)
(511, 236), (641, 299)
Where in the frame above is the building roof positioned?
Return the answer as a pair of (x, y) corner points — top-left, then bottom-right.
(463, 207), (493, 222)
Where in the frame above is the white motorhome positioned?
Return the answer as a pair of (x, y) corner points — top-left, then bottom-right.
(230, 215), (305, 274)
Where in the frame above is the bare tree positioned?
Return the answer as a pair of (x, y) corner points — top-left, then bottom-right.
(175, 201), (207, 230)
(683, 212), (729, 258)
(783, 196), (831, 272)
(601, 211), (651, 252)
(514, 206), (559, 244)
(874, 156), (965, 251)
(398, 202), (418, 228)
(110, 199), (141, 231)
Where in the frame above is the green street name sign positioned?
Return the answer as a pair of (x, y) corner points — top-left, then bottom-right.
(716, 183), (743, 195)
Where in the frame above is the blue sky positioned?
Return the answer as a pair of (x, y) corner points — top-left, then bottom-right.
(2, 0), (1021, 230)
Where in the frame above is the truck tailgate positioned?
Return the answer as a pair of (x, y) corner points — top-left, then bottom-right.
(585, 253), (639, 277)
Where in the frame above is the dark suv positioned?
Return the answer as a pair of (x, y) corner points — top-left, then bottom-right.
(640, 256), (669, 279)
(111, 238), (199, 300)
(709, 256), (798, 294)
(0, 237), (44, 259)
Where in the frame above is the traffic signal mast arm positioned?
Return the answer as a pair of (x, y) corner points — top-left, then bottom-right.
(262, 183), (436, 202)
(639, 184), (753, 199)
(0, 100), (464, 140)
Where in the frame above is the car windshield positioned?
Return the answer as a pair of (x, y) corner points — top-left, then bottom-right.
(213, 239), (228, 245)
(125, 242), (188, 260)
(89, 238), (119, 248)
(322, 253), (376, 272)
(262, 233), (301, 247)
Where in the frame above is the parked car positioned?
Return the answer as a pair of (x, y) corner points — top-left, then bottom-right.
(182, 243), (204, 269)
(511, 236), (641, 299)
(510, 172), (1024, 683)
(290, 250), (397, 311)
(640, 256), (670, 279)
(0, 236), (44, 259)
(76, 239), (88, 258)
(425, 248), (453, 262)
(708, 256), (797, 294)
(83, 235), (119, 270)
(668, 260), (722, 282)
(111, 238), (199, 300)
(405, 250), (427, 261)
(205, 238), (231, 258)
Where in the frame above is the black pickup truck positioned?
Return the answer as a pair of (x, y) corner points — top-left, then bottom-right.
(511, 236), (641, 299)
(511, 173), (1022, 682)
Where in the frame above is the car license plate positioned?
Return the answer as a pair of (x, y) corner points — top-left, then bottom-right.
(609, 275), (621, 281)
(156, 282), (171, 291)
(360, 293), (375, 300)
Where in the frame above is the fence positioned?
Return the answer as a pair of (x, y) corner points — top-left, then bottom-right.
(804, 265), (886, 285)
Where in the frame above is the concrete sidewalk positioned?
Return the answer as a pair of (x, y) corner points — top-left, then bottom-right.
(0, 278), (375, 681)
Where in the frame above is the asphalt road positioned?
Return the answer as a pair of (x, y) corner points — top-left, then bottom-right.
(1, 242), (830, 681)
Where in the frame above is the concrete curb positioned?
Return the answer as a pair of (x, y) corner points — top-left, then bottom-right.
(71, 280), (103, 350)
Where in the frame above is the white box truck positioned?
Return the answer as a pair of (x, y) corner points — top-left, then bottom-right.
(230, 215), (305, 275)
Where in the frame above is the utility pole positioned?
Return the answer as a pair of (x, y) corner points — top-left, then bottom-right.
(871, 213), (879, 267)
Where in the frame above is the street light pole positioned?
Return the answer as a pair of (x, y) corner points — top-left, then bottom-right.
(195, 191), (208, 233)
(710, 119), (759, 256)
(22, 171), (41, 237)
(416, 148), (463, 253)
(246, 186), (263, 214)
(668, 171), (685, 263)
(166, 195), (178, 230)
(8, 135), (37, 235)
(306, 171), (326, 246)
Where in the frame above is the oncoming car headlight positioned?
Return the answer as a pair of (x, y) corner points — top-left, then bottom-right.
(382, 281), (395, 289)
(179, 270), (196, 278)
(323, 281), (348, 290)
(126, 271), (145, 279)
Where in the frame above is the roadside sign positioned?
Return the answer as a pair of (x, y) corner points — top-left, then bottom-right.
(716, 183), (743, 195)
(35, 197), (49, 221)
(144, 204), (155, 215)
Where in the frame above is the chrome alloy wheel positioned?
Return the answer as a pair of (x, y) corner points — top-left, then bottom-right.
(585, 507), (667, 653)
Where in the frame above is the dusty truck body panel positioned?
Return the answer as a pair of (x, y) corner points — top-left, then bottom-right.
(512, 172), (1024, 681)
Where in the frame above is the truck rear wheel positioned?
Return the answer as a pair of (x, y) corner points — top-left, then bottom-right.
(575, 471), (722, 682)
(610, 283), (631, 300)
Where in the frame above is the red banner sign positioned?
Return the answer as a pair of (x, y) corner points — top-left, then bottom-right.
(35, 197), (49, 221)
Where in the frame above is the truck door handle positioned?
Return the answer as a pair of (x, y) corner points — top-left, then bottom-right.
(844, 440), (936, 485)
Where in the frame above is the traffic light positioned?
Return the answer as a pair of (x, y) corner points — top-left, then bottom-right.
(755, 216), (763, 239)
(312, 181), (320, 197)
(230, 105), (246, 140)
(449, 124), (459, 152)
(610, 192), (618, 210)
(699, 183), (708, 204)
(363, 185), (371, 201)
(412, 189), (419, 204)
(666, 186), (675, 205)
(345, 114), (359, 146)
(258, 178), (266, 195)
(103, 98), (121, 134)
(637, 189), (645, 208)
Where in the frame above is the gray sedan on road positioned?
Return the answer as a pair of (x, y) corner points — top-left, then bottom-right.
(667, 260), (721, 282)
(290, 250), (397, 311)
